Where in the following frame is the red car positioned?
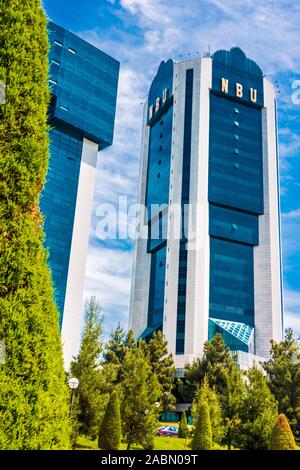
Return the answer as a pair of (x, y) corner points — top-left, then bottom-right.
(157, 426), (179, 437)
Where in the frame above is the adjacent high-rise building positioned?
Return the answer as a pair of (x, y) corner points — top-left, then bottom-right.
(40, 22), (119, 367)
(129, 47), (283, 370)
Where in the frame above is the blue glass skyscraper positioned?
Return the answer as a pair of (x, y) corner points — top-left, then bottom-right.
(40, 22), (119, 367)
(130, 47), (283, 372)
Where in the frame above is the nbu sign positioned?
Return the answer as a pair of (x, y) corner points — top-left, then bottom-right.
(149, 87), (169, 120)
(221, 77), (257, 103)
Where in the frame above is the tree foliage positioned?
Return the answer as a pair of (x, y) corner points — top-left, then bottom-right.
(191, 376), (224, 445)
(191, 401), (212, 450)
(70, 297), (106, 440)
(183, 334), (236, 401)
(263, 328), (300, 441)
(234, 367), (278, 450)
(270, 413), (296, 450)
(0, 0), (70, 449)
(178, 411), (189, 439)
(98, 390), (121, 450)
(120, 346), (162, 450)
(143, 331), (176, 410)
(103, 323), (126, 365)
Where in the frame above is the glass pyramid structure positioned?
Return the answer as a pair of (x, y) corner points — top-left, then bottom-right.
(209, 318), (254, 352)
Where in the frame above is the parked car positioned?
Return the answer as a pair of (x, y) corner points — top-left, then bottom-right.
(157, 426), (179, 437)
(156, 426), (166, 435)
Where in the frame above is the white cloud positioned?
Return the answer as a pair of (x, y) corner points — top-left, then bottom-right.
(282, 208), (300, 219)
(283, 290), (300, 337)
(84, 245), (133, 332)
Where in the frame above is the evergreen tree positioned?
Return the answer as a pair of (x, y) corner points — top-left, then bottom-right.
(178, 411), (189, 439)
(98, 390), (121, 450)
(263, 329), (300, 441)
(191, 376), (224, 445)
(191, 401), (212, 450)
(103, 324), (126, 364)
(234, 367), (278, 450)
(0, 1), (70, 449)
(270, 414), (296, 450)
(120, 346), (162, 450)
(70, 297), (105, 440)
(183, 334), (236, 401)
(143, 331), (176, 409)
(220, 363), (244, 450)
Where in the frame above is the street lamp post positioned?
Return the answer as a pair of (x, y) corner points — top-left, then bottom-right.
(68, 377), (79, 418)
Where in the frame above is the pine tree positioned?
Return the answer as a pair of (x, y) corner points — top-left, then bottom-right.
(270, 414), (296, 450)
(120, 346), (162, 450)
(191, 376), (224, 445)
(221, 362), (244, 450)
(70, 297), (105, 440)
(0, 1), (70, 449)
(263, 329), (300, 441)
(178, 411), (189, 439)
(98, 390), (121, 450)
(234, 367), (278, 450)
(191, 401), (212, 450)
(143, 331), (176, 409)
(103, 324), (126, 364)
(183, 333), (236, 401)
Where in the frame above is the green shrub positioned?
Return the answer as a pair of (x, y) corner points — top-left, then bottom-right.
(0, 1), (70, 449)
(270, 414), (296, 450)
(178, 411), (189, 439)
(191, 401), (212, 450)
(98, 391), (121, 450)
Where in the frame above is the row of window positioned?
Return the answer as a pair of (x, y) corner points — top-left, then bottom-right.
(54, 39), (77, 55)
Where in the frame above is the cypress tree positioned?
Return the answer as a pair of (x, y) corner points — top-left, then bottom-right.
(0, 1), (70, 448)
(191, 401), (212, 450)
(192, 376), (224, 445)
(270, 414), (296, 450)
(178, 411), (189, 439)
(98, 390), (121, 450)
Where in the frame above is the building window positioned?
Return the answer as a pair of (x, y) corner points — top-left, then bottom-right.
(160, 133), (163, 138)
(60, 105), (69, 112)
(68, 47), (77, 55)
(49, 79), (58, 86)
(54, 40), (63, 47)
(234, 148), (239, 154)
(51, 59), (61, 66)
(234, 162), (240, 169)
(232, 224), (238, 230)
(159, 145), (162, 151)
(158, 159), (162, 165)
(157, 172), (160, 179)
(234, 134), (239, 141)
(234, 107), (239, 114)
(234, 121), (239, 127)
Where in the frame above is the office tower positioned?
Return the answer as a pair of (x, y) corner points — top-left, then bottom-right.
(40, 22), (119, 367)
(129, 47), (283, 370)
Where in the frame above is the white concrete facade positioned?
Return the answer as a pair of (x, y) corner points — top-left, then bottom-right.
(61, 138), (98, 369)
(163, 58), (212, 368)
(128, 102), (151, 337)
(253, 78), (283, 357)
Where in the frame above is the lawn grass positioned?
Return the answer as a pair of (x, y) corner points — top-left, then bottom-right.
(76, 435), (229, 451)
(76, 433), (300, 451)
(76, 435), (190, 450)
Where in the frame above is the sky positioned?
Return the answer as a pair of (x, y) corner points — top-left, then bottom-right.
(43, 0), (300, 339)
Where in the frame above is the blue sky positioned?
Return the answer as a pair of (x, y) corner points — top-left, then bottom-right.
(44, 0), (300, 338)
